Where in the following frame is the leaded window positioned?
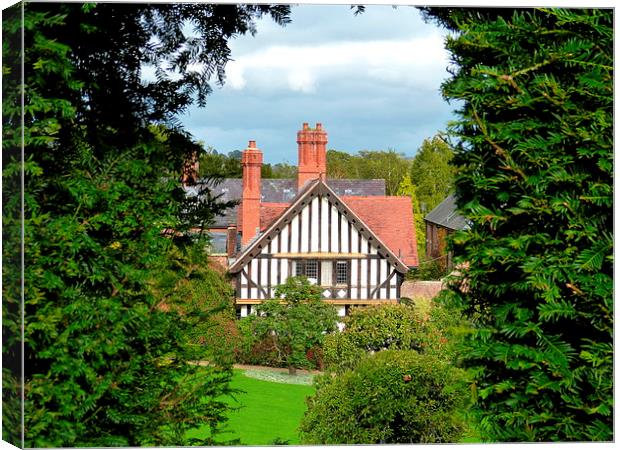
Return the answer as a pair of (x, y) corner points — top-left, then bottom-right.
(295, 260), (318, 281)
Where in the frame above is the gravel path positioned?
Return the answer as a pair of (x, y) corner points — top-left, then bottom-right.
(192, 361), (321, 385)
(233, 363), (322, 375)
(234, 364), (321, 386)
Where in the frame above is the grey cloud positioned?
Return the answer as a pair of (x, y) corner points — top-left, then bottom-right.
(181, 5), (455, 164)
(230, 5), (432, 55)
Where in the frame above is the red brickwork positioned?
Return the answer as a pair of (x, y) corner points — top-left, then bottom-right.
(226, 224), (238, 257)
(297, 122), (327, 190)
(240, 141), (262, 245)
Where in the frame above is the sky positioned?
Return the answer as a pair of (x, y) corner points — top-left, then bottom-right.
(178, 4), (456, 165)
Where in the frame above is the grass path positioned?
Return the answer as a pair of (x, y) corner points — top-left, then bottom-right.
(188, 369), (315, 445)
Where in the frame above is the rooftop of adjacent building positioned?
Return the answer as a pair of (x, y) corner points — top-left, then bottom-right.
(424, 193), (469, 231)
(185, 177), (387, 229)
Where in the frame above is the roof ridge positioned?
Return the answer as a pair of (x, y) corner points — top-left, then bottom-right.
(342, 195), (411, 200)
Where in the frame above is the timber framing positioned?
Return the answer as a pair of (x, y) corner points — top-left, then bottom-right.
(271, 252), (366, 259)
(236, 298), (400, 305)
(229, 179), (410, 273)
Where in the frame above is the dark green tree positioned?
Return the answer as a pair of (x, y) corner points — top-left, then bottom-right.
(197, 148), (297, 180)
(261, 161), (298, 179)
(2, 2), (290, 446)
(149, 237), (239, 367)
(326, 149), (357, 179)
(422, 8), (613, 441)
(243, 277), (338, 375)
(357, 149), (410, 195)
(268, 162), (297, 178)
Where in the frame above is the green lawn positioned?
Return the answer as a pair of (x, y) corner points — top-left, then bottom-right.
(188, 369), (315, 445)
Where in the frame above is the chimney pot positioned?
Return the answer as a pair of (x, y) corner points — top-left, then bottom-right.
(241, 143), (262, 246)
(227, 224), (238, 258)
(182, 150), (200, 186)
(297, 121), (328, 189)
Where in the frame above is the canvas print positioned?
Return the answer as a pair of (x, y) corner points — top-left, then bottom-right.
(2, 1), (613, 447)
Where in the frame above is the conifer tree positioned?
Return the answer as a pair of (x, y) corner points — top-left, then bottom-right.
(2, 2), (290, 446)
(421, 8), (613, 441)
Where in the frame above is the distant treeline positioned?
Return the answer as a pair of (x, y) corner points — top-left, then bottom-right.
(198, 148), (297, 180)
(198, 136), (454, 204)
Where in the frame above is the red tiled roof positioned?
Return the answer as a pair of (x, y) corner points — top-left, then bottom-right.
(342, 196), (419, 267)
(255, 196), (418, 267)
(260, 202), (289, 231)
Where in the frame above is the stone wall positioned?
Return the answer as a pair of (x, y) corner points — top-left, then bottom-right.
(400, 280), (444, 300)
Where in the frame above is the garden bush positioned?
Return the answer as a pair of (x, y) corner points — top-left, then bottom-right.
(407, 259), (450, 281)
(234, 277), (337, 372)
(235, 322), (328, 371)
(234, 318), (283, 368)
(300, 350), (468, 444)
(323, 297), (465, 371)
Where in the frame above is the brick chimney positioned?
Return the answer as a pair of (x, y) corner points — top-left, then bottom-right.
(182, 150), (200, 186)
(297, 122), (327, 190)
(240, 140), (262, 246)
(226, 224), (238, 258)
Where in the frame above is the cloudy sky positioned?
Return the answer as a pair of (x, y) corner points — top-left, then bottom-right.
(179, 4), (456, 164)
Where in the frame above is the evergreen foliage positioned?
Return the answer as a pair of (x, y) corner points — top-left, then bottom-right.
(149, 239), (239, 367)
(198, 148), (243, 178)
(422, 8), (613, 441)
(2, 2), (290, 446)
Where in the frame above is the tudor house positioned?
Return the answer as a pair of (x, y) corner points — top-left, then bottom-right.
(189, 123), (418, 318)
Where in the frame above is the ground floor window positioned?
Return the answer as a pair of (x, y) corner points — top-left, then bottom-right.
(292, 259), (349, 286)
(295, 259), (319, 282)
(335, 260), (348, 284)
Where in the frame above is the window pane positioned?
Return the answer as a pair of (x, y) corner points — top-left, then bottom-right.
(321, 261), (332, 286)
(336, 261), (348, 284)
(305, 260), (318, 279)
